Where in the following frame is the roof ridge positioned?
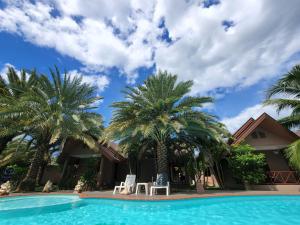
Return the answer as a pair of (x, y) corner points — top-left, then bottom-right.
(233, 117), (255, 139)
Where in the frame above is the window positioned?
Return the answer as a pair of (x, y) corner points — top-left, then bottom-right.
(251, 131), (266, 139)
(251, 132), (258, 139)
(258, 131), (266, 138)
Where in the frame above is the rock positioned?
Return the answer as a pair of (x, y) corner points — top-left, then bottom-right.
(42, 180), (53, 193)
(74, 180), (85, 193)
(120, 187), (130, 195)
(0, 181), (12, 196)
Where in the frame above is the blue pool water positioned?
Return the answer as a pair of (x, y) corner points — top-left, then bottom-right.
(1, 195), (300, 225)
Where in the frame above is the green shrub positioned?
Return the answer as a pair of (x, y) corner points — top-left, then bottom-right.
(6, 164), (28, 188)
(229, 144), (266, 184)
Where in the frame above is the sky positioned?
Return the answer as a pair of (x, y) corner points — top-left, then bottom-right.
(0, 0), (300, 133)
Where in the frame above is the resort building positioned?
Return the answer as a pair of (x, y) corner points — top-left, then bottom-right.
(41, 140), (127, 189)
(41, 112), (300, 190)
(228, 113), (300, 186)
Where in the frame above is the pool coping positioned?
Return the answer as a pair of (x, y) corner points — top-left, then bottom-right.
(1, 190), (300, 201)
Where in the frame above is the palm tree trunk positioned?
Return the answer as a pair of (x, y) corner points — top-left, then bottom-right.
(214, 162), (224, 188)
(156, 141), (169, 180)
(17, 143), (47, 192)
(36, 161), (47, 186)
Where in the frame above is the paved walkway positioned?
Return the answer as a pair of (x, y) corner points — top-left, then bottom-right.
(2, 190), (300, 200)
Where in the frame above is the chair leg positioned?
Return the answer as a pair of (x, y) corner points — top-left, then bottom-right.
(113, 187), (117, 195)
(150, 187), (153, 196)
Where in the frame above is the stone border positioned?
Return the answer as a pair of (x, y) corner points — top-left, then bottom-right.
(1, 190), (300, 201)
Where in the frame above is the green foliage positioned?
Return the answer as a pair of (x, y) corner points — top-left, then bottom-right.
(264, 64), (300, 175)
(286, 139), (300, 171)
(6, 164), (28, 188)
(187, 152), (206, 182)
(0, 66), (103, 149)
(0, 138), (35, 167)
(0, 66), (104, 190)
(81, 159), (98, 190)
(229, 144), (266, 184)
(265, 64), (300, 129)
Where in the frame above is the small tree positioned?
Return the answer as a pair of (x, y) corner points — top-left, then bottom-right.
(187, 151), (206, 193)
(229, 144), (266, 184)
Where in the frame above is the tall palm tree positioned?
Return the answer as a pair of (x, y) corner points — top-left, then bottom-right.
(106, 71), (223, 182)
(0, 67), (103, 191)
(0, 67), (38, 153)
(265, 64), (300, 170)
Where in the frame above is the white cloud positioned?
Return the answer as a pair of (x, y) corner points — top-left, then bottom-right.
(221, 104), (292, 133)
(0, 63), (19, 82)
(0, 1), (159, 81)
(0, 0), (299, 93)
(68, 70), (110, 92)
(155, 0), (300, 94)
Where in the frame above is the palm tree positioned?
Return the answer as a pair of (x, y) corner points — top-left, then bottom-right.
(106, 71), (223, 182)
(0, 67), (103, 191)
(265, 64), (300, 171)
(0, 67), (38, 153)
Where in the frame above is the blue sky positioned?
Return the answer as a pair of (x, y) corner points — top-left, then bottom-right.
(0, 0), (300, 132)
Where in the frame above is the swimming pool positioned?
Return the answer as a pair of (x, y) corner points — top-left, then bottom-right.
(1, 195), (300, 225)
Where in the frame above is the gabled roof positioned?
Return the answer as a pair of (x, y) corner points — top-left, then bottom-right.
(233, 117), (255, 141)
(232, 113), (299, 145)
(60, 138), (125, 163)
(100, 142), (125, 162)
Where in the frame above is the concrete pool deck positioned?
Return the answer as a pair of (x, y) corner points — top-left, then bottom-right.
(2, 189), (300, 200)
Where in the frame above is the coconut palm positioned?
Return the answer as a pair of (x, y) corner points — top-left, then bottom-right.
(0, 67), (103, 191)
(0, 67), (38, 153)
(265, 64), (300, 170)
(106, 71), (224, 182)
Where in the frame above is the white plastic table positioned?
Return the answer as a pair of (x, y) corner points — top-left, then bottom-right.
(135, 183), (149, 195)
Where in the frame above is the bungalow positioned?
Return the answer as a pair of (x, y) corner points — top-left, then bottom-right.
(229, 113), (300, 185)
(41, 139), (128, 189)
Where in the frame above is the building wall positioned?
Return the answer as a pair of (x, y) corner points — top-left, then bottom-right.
(259, 150), (290, 171)
(41, 165), (62, 185)
(100, 157), (115, 187)
(63, 139), (100, 156)
(138, 158), (156, 182)
(245, 127), (290, 150)
(115, 160), (130, 183)
(243, 126), (292, 171)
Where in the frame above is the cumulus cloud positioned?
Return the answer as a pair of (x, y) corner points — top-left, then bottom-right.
(221, 104), (293, 133)
(68, 70), (110, 92)
(0, 0), (300, 94)
(154, 0), (300, 94)
(0, 0), (159, 81)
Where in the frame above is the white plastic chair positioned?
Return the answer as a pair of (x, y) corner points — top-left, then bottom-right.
(150, 174), (170, 196)
(113, 174), (136, 194)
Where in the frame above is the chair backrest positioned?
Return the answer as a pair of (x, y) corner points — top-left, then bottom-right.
(125, 174), (136, 187)
(156, 173), (168, 186)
